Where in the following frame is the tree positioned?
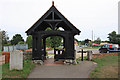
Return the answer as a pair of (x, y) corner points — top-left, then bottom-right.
(107, 31), (120, 45)
(94, 37), (101, 44)
(26, 35), (32, 48)
(79, 41), (85, 45)
(45, 27), (62, 48)
(116, 34), (120, 46)
(108, 31), (117, 44)
(84, 39), (91, 43)
(50, 36), (62, 48)
(18, 41), (25, 44)
(74, 38), (79, 42)
(2, 31), (9, 44)
(46, 36), (62, 48)
(0, 30), (9, 51)
(11, 34), (24, 45)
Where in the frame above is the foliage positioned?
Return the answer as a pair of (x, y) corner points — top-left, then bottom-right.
(49, 36), (62, 48)
(79, 40), (85, 45)
(94, 37), (101, 44)
(45, 27), (62, 48)
(107, 31), (120, 45)
(18, 41), (25, 44)
(2, 59), (35, 78)
(11, 34), (24, 45)
(1, 30), (9, 45)
(0, 30), (9, 51)
(74, 38), (79, 42)
(26, 35), (32, 48)
(90, 55), (118, 78)
(84, 39), (91, 43)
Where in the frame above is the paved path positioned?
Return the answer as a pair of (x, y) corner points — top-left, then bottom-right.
(28, 60), (97, 78)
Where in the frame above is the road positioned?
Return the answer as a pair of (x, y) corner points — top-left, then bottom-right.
(80, 49), (99, 54)
(47, 46), (100, 54)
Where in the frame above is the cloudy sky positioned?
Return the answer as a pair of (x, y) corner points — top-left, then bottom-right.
(0, 0), (119, 41)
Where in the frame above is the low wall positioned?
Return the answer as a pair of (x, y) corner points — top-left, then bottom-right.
(0, 51), (32, 64)
(92, 53), (119, 59)
(2, 52), (10, 63)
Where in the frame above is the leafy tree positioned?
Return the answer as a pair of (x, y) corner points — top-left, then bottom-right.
(84, 39), (91, 43)
(74, 38), (79, 42)
(11, 34), (24, 45)
(26, 35), (32, 48)
(50, 36), (62, 48)
(18, 41), (25, 44)
(79, 41), (85, 45)
(116, 34), (120, 45)
(45, 27), (62, 48)
(108, 31), (117, 43)
(0, 30), (9, 51)
(94, 37), (101, 44)
(2, 30), (9, 44)
(46, 36), (62, 48)
(107, 31), (120, 45)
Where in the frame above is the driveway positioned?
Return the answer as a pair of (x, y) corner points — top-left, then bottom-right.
(27, 60), (97, 78)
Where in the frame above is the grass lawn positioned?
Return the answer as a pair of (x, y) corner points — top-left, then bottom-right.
(2, 59), (35, 79)
(90, 55), (118, 78)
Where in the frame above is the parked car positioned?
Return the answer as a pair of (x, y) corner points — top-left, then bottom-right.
(99, 44), (120, 53)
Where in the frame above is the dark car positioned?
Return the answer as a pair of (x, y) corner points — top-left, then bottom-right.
(99, 44), (120, 53)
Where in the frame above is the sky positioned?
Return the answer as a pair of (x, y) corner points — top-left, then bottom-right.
(0, 0), (119, 41)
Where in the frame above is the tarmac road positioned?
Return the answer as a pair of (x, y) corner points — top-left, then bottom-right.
(47, 47), (100, 54)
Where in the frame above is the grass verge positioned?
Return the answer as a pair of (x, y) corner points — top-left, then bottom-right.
(2, 59), (35, 79)
(90, 55), (118, 78)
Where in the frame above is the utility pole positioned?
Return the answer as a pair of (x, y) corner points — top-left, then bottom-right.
(94, 34), (95, 41)
(92, 30), (93, 41)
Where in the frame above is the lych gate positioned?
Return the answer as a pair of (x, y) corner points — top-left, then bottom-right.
(26, 2), (81, 62)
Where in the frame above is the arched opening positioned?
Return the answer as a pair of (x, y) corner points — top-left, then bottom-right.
(41, 35), (65, 63)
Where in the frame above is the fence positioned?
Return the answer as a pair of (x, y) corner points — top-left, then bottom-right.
(4, 46), (16, 52)
(4, 44), (28, 52)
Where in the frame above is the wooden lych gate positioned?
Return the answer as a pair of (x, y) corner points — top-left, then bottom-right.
(26, 2), (81, 62)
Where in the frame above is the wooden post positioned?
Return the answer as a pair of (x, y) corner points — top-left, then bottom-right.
(81, 49), (83, 61)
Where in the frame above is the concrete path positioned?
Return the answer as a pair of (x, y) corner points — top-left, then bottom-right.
(28, 61), (97, 78)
